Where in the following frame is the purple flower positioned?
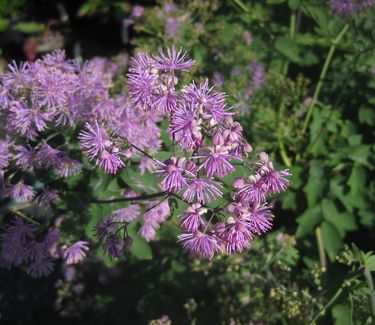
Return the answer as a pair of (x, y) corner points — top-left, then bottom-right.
(248, 61), (265, 89)
(222, 217), (253, 254)
(35, 143), (64, 168)
(26, 258), (54, 278)
(237, 175), (267, 204)
(11, 100), (52, 137)
(168, 102), (202, 150)
(104, 236), (124, 258)
(263, 169), (291, 193)
(156, 157), (187, 192)
(128, 71), (158, 111)
(7, 182), (35, 202)
(14, 145), (35, 169)
(2, 61), (31, 89)
(131, 5), (144, 17)
(97, 149), (125, 174)
(114, 205), (140, 222)
(247, 204), (273, 235)
(197, 145), (237, 178)
(55, 157), (82, 178)
(212, 72), (224, 87)
(63, 241), (89, 265)
(153, 47), (194, 72)
(178, 231), (221, 260)
(330, 0), (359, 15)
(37, 188), (59, 204)
(165, 18), (181, 39)
(178, 204), (206, 232)
(181, 175), (223, 204)
(0, 139), (12, 169)
(78, 121), (107, 160)
(183, 80), (228, 123)
(139, 222), (158, 242)
(95, 217), (118, 241)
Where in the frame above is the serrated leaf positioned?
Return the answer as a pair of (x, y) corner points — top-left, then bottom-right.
(321, 221), (343, 261)
(321, 199), (357, 237)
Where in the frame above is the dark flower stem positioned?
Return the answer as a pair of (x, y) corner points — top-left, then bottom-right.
(92, 191), (168, 204)
(130, 143), (158, 161)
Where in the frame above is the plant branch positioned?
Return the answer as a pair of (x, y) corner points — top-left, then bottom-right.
(9, 208), (40, 226)
(301, 23), (349, 135)
(92, 191), (168, 204)
(316, 226), (327, 272)
(364, 267), (375, 324)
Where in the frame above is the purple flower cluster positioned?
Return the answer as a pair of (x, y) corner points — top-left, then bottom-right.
(330, 0), (374, 15)
(0, 218), (90, 277)
(0, 219), (58, 277)
(88, 47), (290, 260)
(177, 153), (289, 259)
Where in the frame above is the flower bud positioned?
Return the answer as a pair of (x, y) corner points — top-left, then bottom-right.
(123, 236), (133, 252)
(232, 177), (245, 189)
(212, 132), (224, 146)
(257, 152), (268, 163)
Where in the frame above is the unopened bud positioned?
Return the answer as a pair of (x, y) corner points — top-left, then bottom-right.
(232, 177), (245, 188)
(123, 236), (133, 251)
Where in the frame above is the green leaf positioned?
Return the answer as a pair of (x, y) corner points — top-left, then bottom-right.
(321, 199), (357, 237)
(347, 145), (372, 168)
(358, 107), (375, 125)
(347, 164), (366, 196)
(332, 304), (351, 325)
(304, 160), (326, 207)
(288, 0), (300, 10)
(365, 255), (375, 271)
(16, 21), (45, 33)
(128, 223), (153, 260)
(0, 18), (9, 32)
(321, 221), (343, 261)
(296, 205), (322, 238)
(275, 36), (301, 63)
(120, 168), (160, 194)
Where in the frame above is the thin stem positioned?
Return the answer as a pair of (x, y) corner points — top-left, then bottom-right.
(316, 226), (327, 272)
(306, 52), (360, 153)
(232, 0), (249, 12)
(92, 191), (168, 204)
(282, 11), (297, 75)
(278, 140), (292, 167)
(130, 144), (158, 161)
(277, 100), (292, 167)
(301, 24), (349, 135)
(9, 208), (40, 226)
(309, 285), (344, 325)
(364, 267), (375, 324)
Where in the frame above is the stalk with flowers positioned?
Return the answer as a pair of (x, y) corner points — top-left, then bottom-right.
(0, 47), (290, 278)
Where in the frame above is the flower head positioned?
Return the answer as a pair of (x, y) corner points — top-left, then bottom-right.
(63, 241), (89, 265)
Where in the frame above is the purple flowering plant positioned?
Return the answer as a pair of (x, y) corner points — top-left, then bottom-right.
(0, 46), (290, 278)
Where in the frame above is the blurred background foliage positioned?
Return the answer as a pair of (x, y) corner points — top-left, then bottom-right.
(0, 0), (374, 324)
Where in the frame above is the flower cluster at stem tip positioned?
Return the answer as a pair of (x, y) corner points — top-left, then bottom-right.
(0, 47), (290, 278)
